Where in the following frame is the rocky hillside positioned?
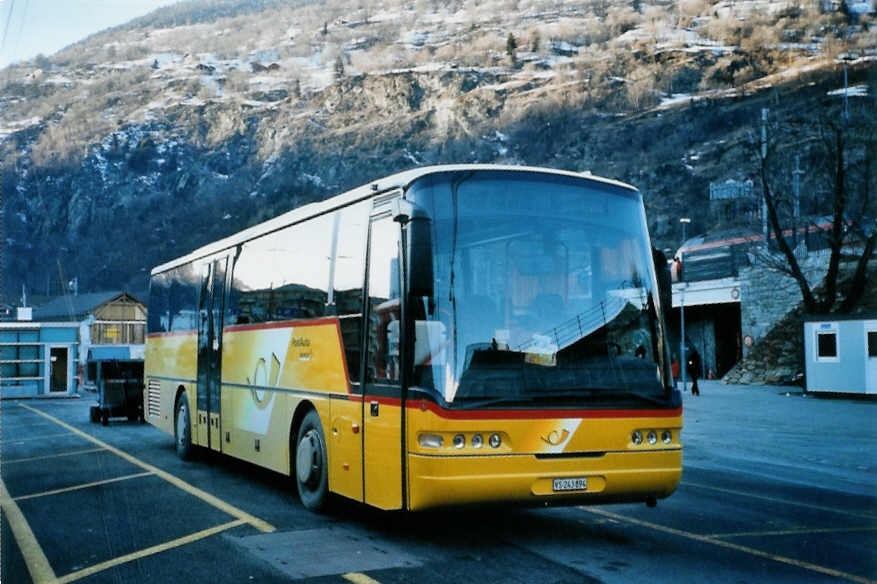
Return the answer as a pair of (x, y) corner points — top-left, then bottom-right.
(1, 0), (875, 300)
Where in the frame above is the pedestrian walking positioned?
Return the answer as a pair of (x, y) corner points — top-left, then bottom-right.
(687, 349), (701, 396)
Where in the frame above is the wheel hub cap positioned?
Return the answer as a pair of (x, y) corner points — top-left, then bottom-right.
(296, 431), (320, 484)
(177, 409), (185, 443)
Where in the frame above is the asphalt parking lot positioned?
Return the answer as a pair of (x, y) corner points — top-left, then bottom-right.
(2, 381), (876, 584)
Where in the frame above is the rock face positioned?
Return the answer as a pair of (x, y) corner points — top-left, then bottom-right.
(723, 261), (877, 386)
(739, 253), (829, 360)
(0, 0), (872, 304)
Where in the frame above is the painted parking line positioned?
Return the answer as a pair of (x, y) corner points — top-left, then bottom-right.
(54, 519), (247, 584)
(579, 507), (875, 584)
(18, 403), (276, 533)
(13, 471), (155, 502)
(0, 475), (57, 583)
(2, 447), (106, 465)
(708, 525), (877, 538)
(1, 431), (77, 444)
(344, 573), (385, 584)
(683, 481), (877, 521)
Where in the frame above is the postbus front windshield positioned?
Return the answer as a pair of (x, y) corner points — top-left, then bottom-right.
(409, 170), (671, 409)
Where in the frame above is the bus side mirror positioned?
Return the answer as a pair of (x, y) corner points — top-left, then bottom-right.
(652, 247), (672, 313)
(393, 199), (434, 307)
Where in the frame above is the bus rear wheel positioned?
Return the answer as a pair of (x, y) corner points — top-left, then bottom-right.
(175, 398), (194, 460)
(295, 410), (328, 512)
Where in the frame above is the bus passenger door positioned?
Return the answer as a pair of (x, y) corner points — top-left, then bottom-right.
(196, 257), (227, 452)
(362, 211), (404, 510)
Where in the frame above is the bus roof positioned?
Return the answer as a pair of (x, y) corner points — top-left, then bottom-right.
(151, 164), (637, 275)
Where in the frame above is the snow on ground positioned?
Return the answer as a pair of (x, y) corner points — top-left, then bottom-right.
(0, 117), (42, 139)
(43, 75), (75, 85)
(827, 84), (869, 97)
(302, 173), (325, 187)
(660, 93), (695, 107)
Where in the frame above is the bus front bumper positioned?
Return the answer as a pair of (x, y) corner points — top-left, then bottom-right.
(407, 449), (682, 510)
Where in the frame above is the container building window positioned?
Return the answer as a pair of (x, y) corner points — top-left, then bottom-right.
(816, 331), (838, 359)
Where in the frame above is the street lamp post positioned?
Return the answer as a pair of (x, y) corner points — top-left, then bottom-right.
(679, 217), (691, 393)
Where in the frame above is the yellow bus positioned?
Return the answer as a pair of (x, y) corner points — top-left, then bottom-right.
(144, 165), (682, 512)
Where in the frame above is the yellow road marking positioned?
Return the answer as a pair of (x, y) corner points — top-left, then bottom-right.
(1, 431), (76, 444)
(0, 476), (57, 583)
(580, 507), (875, 584)
(683, 481), (877, 521)
(2, 448), (106, 465)
(19, 403), (275, 533)
(55, 519), (246, 584)
(344, 573), (384, 584)
(709, 525), (877, 538)
(13, 471), (154, 502)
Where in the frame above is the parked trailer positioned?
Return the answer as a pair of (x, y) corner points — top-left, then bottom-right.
(88, 359), (145, 425)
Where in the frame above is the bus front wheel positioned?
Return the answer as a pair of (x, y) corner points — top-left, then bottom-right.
(295, 410), (328, 512)
(175, 398), (194, 460)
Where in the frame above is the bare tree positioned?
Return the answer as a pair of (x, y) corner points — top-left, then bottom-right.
(755, 97), (876, 314)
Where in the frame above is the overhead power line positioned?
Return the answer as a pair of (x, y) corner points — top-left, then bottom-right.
(1, 0), (17, 56)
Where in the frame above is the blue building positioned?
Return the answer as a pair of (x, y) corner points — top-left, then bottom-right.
(0, 317), (80, 398)
(1, 292), (146, 398)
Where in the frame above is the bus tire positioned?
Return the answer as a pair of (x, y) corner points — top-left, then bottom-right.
(294, 410), (328, 512)
(175, 398), (194, 461)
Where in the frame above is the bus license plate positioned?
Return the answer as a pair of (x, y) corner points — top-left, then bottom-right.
(553, 477), (587, 492)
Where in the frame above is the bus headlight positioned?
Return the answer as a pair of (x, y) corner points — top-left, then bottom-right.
(471, 434), (483, 449)
(453, 434), (465, 449)
(661, 430), (672, 444)
(489, 433), (502, 448)
(647, 430), (657, 445)
(418, 433), (443, 448)
(632, 430), (643, 445)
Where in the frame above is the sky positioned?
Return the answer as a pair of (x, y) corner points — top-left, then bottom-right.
(0, 0), (180, 68)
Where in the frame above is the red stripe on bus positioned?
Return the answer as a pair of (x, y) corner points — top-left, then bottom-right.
(349, 395), (682, 419)
(147, 330), (197, 338)
(147, 317), (341, 337)
(352, 395), (402, 407)
(419, 402), (683, 420)
(224, 317), (341, 333)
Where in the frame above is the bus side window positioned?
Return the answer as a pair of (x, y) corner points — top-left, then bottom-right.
(231, 216), (334, 324)
(366, 216), (401, 385)
(147, 273), (170, 333)
(168, 264), (200, 333)
(333, 202), (369, 384)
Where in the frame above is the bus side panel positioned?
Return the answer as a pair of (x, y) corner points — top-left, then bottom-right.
(219, 387), (330, 476)
(144, 332), (198, 436)
(364, 401), (403, 509)
(329, 397), (363, 502)
(219, 322), (348, 475)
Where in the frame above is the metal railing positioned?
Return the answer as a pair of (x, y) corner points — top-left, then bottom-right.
(516, 294), (628, 352)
